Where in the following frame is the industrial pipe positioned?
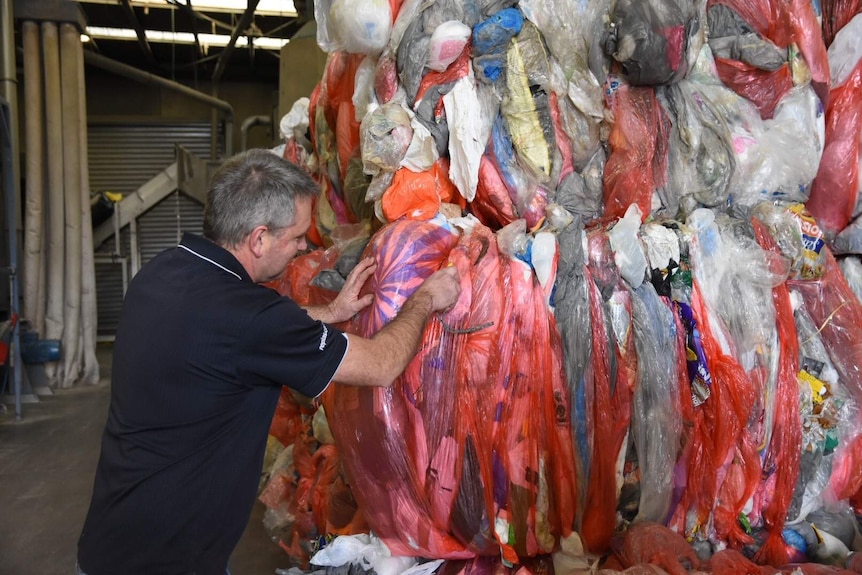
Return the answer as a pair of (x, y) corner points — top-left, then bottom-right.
(76, 27), (100, 386)
(0, 0), (20, 215)
(83, 50), (235, 157)
(22, 21), (46, 338)
(240, 115), (272, 151)
(41, 22), (65, 385)
(60, 23), (83, 389)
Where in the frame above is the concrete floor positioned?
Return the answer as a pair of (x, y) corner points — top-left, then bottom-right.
(0, 343), (290, 575)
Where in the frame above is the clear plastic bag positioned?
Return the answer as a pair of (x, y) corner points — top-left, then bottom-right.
(359, 102), (414, 176)
(520, 0), (610, 84)
(658, 55), (737, 214)
(501, 22), (556, 186)
(630, 282), (682, 524)
(608, 204), (648, 289)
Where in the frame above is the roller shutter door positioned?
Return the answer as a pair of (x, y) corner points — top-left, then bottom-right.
(90, 122), (222, 337)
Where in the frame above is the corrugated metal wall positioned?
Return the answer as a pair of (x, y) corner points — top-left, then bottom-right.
(90, 123), (221, 337)
(89, 123), (216, 194)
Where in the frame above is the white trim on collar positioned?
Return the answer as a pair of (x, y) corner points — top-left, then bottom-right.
(178, 244), (243, 281)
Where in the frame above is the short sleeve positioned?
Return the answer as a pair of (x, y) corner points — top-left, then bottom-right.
(239, 296), (348, 398)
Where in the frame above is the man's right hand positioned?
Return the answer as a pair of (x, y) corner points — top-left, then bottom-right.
(418, 266), (462, 312)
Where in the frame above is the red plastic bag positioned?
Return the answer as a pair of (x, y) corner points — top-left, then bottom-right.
(612, 522), (700, 575)
(709, 0), (829, 118)
(470, 155), (519, 229)
(708, 548), (767, 575)
(580, 230), (636, 553)
(822, 0), (862, 47)
(806, 58), (862, 239)
(381, 159), (462, 222)
(751, 220), (803, 567)
(264, 248), (340, 306)
(690, 283), (759, 548)
(602, 83), (670, 222)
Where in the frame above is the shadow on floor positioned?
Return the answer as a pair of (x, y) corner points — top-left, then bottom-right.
(0, 343), (291, 575)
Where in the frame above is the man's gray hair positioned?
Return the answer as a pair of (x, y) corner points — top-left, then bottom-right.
(203, 149), (319, 247)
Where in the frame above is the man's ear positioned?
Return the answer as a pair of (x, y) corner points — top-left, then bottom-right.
(247, 225), (268, 258)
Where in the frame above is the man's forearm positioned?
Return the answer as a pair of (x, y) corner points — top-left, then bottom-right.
(372, 290), (436, 381)
(303, 302), (337, 324)
(334, 289), (437, 387)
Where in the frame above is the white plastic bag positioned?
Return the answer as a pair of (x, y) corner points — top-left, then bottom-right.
(328, 0), (392, 55)
(279, 97), (310, 141)
(428, 20), (471, 72)
(608, 204), (648, 288)
(827, 13), (862, 88)
(310, 533), (418, 575)
(444, 73), (484, 202)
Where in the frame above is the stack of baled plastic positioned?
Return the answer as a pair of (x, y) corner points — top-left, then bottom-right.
(257, 0), (862, 573)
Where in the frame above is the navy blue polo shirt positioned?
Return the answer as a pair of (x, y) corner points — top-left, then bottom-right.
(78, 232), (348, 575)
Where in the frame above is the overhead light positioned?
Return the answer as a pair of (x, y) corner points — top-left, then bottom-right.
(84, 26), (290, 50)
(76, 0), (298, 18)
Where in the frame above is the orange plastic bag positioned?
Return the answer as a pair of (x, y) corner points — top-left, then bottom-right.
(381, 159), (462, 222)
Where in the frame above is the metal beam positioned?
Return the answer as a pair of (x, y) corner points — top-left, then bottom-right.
(119, 0), (158, 69)
(177, 0), (204, 78)
(83, 50), (234, 155)
(12, 0), (87, 29)
(211, 0), (260, 84)
(93, 163), (179, 247)
(176, 145), (219, 205)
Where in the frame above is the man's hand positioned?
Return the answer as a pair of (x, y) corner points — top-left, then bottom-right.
(417, 266), (461, 312)
(326, 256), (377, 323)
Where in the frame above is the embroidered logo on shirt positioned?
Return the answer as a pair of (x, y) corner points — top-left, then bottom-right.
(319, 325), (329, 351)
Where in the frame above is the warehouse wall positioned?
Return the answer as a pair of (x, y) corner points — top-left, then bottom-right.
(85, 69), (279, 153)
(279, 21), (328, 120)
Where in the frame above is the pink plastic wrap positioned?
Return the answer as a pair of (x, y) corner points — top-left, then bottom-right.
(323, 220), (470, 558)
(549, 91), (575, 186)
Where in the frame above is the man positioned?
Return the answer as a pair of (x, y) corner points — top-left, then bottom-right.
(77, 149), (461, 575)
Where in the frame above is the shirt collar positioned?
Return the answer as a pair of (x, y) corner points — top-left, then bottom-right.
(178, 232), (252, 282)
